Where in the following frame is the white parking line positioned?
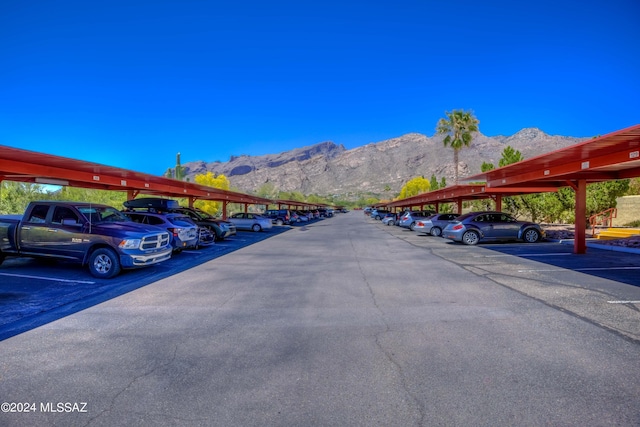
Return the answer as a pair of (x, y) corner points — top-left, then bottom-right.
(477, 253), (572, 258)
(0, 272), (95, 284)
(607, 300), (640, 304)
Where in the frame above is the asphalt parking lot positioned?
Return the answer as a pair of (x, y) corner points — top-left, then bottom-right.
(2, 211), (640, 426)
(374, 218), (640, 342)
(0, 224), (293, 340)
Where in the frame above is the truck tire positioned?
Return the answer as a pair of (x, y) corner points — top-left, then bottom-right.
(88, 248), (121, 279)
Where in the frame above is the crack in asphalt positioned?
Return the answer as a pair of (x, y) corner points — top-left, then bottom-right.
(84, 344), (208, 425)
(348, 231), (426, 427)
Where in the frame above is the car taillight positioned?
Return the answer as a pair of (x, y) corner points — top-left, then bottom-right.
(452, 224), (464, 230)
(167, 227), (179, 237)
(416, 221), (424, 226)
(285, 215), (289, 220)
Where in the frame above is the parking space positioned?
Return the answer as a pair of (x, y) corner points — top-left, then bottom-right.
(0, 224), (300, 340)
(371, 216), (640, 337)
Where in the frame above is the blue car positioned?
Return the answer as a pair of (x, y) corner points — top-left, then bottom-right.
(443, 211), (545, 245)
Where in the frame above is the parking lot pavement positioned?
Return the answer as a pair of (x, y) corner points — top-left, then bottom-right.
(0, 225), (293, 341)
(372, 218), (640, 342)
(2, 211), (640, 426)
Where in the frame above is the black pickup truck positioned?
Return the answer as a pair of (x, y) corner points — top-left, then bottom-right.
(0, 201), (173, 278)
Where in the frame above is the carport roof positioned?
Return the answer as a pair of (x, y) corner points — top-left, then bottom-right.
(463, 124), (640, 188)
(0, 144), (273, 205)
(386, 184), (556, 208)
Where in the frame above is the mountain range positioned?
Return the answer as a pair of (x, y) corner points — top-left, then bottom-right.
(179, 129), (587, 199)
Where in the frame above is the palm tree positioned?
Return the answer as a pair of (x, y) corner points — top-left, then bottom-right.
(436, 110), (480, 185)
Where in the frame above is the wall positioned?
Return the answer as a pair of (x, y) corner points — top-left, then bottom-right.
(613, 195), (640, 226)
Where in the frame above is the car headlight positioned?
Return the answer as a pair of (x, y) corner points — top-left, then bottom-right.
(119, 239), (142, 249)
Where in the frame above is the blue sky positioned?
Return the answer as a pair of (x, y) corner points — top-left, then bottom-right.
(1, 0), (639, 176)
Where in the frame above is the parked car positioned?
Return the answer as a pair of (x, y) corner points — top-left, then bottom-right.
(197, 227), (215, 247)
(0, 201), (172, 278)
(295, 211), (310, 222)
(370, 209), (390, 220)
(263, 209), (292, 225)
(442, 211), (545, 245)
(228, 213), (273, 232)
(382, 212), (398, 226)
(124, 211), (199, 252)
(122, 197), (235, 241)
(413, 213), (459, 236)
(174, 207), (236, 241)
(398, 211), (433, 230)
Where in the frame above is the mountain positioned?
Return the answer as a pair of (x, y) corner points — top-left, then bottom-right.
(180, 129), (587, 198)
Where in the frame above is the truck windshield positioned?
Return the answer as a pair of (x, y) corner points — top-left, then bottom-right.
(77, 206), (130, 224)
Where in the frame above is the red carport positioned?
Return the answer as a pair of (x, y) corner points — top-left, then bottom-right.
(0, 145), (274, 219)
(464, 124), (640, 254)
(386, 184), (556, 213)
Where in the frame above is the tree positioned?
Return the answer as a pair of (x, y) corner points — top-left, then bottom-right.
(257, 182), (278, 199)
(429, 174), (438, 191)
(193, 172), (230, 215)
(498, 146), (523, 167)
(0, 181), (46, 214)
(398, 176), (430, 199)
(481, 161), (495, 172)
(436, 110), (480, 184)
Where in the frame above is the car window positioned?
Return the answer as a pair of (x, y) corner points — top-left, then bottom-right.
(126, 213), (144, 224)
(168, 217), (194, 227)
(51, 206), (80, 225)
(147, 216), (165, 226)
(475, 214), (488, 222)
(26, 205), (50, 223)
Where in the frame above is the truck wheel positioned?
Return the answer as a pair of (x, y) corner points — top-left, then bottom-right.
(276, 219), (284, 226)
(88, 248), (121, 279)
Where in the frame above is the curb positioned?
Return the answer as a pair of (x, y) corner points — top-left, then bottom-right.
(553, 238), (640, 255)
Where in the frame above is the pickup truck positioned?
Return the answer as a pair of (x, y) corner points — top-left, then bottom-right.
(0, 201), (173, 278)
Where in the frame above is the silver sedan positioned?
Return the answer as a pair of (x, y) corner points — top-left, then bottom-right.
(413, 213), (459, 237)
(228, 213), (273, 232)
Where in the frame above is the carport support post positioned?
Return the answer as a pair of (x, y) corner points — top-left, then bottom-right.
(574, 179), (587, 254)
(456, 199), (463, 215)
(495, 195), (502, 212)
(222, 201), (228, 220)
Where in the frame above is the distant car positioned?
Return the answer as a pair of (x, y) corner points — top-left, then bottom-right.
(228, 213), (273, 232)
(370, 209), (390, 220)
(124, 211), (199, 252)
(442, 211), (545, 245)
(413, 213), (459, 237)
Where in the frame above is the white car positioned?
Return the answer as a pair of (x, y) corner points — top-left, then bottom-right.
(228, 213), (273, 232)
